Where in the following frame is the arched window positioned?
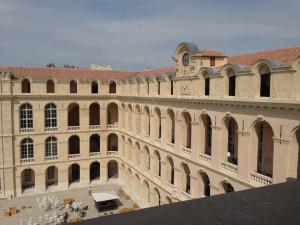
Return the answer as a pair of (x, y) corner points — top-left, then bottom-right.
(135, 105), (141, 132)
(166, 109), (175, 144)
(181, 163), (190, 194)
(69, 135), (80, 155)
(45, 136), (57, 157)
(128, 104), (133, 129)
(256, 122), (273, 177)
(154, 151), (161, 177)
(89, 103), (100, 126)
(205, 77), (210, 96)
(90, 134), (100, 153)
(156, 77), (160, 95)
(166, 156), (174, 184)
(70, 80), (77, 93)
(144, 106), (150, 135)
(222, 182), (235, 193)
(145, 77), (150, 95)
(45, 103), (57, 128)
(21, 79), (31, 93)
(68, 103), (79, 127)
(20, 104), (33, 129)
(226, 118), (238, 165)
(154, 108), (161, 139)
(47, 80), (55, 93)
(108, 133), (118, 152)
(91, 81), (98, 94)
(260, 66), (270, 97)
(21, 138), (34, 159)
(109, 81), (116, 94)
(144, 146), (150, 169)
(205, 116), (212, 155)
(167, 75), (174, 96)
(107, 103), (118, 126)
(182, 112), (192, 148)
(228, 70), (236, 96)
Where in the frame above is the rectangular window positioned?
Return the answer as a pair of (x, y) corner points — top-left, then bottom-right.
(210, 57), (216, 66)
(48, 167), (55, 179)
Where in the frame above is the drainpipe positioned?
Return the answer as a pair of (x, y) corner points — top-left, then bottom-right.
(0, 72), (5, 196)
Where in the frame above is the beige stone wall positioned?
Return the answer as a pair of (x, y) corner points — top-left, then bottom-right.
(1, 44), (300, 207)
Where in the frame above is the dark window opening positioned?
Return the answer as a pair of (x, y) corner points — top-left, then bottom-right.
(109, 82), (116, 94)
(70, 81), (77, 93)
(205, 78), (210, 96)
(91, 82), (98, 94)
(22, 79), (31, 93)
(229, 76), (236, 96)
(260, 73), (270, 97)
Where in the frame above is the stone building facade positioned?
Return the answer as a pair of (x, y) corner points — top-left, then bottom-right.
(0, 42), (300, 207)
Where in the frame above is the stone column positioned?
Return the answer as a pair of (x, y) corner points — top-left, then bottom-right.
(58, 167), (69, 190)
(160, 160), (166, 188)
(160, 116), (167, 147)
(237, 130), (251, 181)
(272, 137), (290, 184)
(80, 164), (90, 187)
(100, 105), (107, 129)
(173, 167), (180, 198)
(81, 138), (89, 159)
(35, 170), (46, 193)
(58, 105), (67, 132)
(101, 134), (108, 156)
(174, 119), (182, 155)
(190, 175), (198, 197)
(211, 125), (222, 169)
(124, 109), (129, 133)
(81, 103), (89, 130)
(191, 122), (199, 159)
(149, 114), (155, 142)
(100, 162), (108, 183)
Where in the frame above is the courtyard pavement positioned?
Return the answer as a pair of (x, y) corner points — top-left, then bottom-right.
(0, 183), (138, 225)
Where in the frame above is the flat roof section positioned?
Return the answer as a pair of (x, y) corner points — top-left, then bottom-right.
(74, 181), (300, 225)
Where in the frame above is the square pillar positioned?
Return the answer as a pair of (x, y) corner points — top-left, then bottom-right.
(211, 126), (222, 169)
(191, 122), (199, 159)
(237, 131), (251, 181)
(272, 137), (290, 184)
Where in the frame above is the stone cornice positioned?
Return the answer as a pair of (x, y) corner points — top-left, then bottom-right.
(10, 94), (300, 111)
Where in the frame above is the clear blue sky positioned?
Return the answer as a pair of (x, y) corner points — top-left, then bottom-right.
(0, 0), (299, 71)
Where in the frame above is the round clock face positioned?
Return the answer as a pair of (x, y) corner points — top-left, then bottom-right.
(182, 53), (189, 66)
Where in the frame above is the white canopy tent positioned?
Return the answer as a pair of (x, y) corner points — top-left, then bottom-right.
(91, 190), (119, 203)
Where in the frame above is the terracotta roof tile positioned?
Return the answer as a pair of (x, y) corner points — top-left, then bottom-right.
(4, 66), (175, 81)
(199, 50), (228, 58)
(228, 46), (300, 68)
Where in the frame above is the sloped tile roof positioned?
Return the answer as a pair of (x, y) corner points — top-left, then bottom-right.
(199, 49), (228, 58)
(4, 66), (175, 81)
(228, 46), (300, 68)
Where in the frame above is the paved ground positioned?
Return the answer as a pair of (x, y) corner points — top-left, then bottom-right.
(0, 184), (138, 225)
